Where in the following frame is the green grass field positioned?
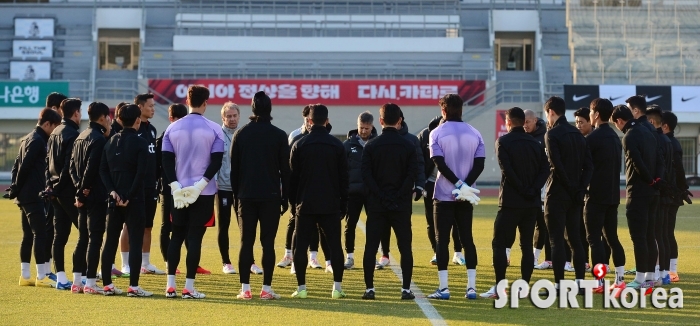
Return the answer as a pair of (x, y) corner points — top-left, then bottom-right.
(1, 197), (699, 325)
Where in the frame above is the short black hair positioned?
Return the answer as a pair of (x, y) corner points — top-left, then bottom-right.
(38, 107), (62, 126)
(439, 94), (463, 120)
(310, 104), (328, 126)
(168, 103), (188, 120)
(380, 103), (401, 126)
(626, 95), (647, 114)
(60, 98), (82, 119)
(646, 105), (663, 123)
(115, 102), (129, 120)
(302, 105), (312, 117)
(590, 98), (613, 122)
(544, 96), (566, 116)
(574, 107), (590, 122)
(119, 104), (141, 128)
(611, 105), (633, 122)
(134, 93), (154, 106)
(661, 111), (678, 132)
(506, 107), (525, 126)
(88, 102), (110, 122)
(188, 85), (210, 108)
(46, 92), (67, 108)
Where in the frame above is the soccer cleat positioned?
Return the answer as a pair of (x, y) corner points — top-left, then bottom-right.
(19, 276), (34, 286)
(480, 286), (498, 299)
(452, 256), (466, 266)
(121, 266), (131, 275)
(624, 268), (636, 275)
(141, 264), (166, 275)
(309, 259), (322, 269)
(427, 288), (450, 300)
(612, 282), (627, 299)
(251, 264), (263, 275)
(641, 281), (654, 296)
(291, 289), (308, 299)
(260, 289), (281, 300)
(564, 262), (575, 272)
(401, 290), (416, 300)
(593, 285), (605, 294)
(332, 290), (347, 299)
(290, 263), (296, 275)
(344, 258), (355, 269)
(466, 288), (477, 300)
(430, 255), (437, 265)
(362, 290), (376, 300)
(56, 281), (73, 290)
(196, 266), (211, 275)
(103, 285), (123, 296)
(626, 280), (644, 290)
(375, 256), (390, 270)
(71, 284), (84, 294)
(662, 274), (671, 285)
(325, 264), (333, 274)
(654, 278), (663, 287)
(36, 277), (56, 288)
(127, 287), (154, 297)
(111, 268), (123, 278)
(46, 273), (57, 282)
(182, 288), (205, 299)
(669, 272), (679, 282)
(277, 255), (293, 268)
(236, 290), (252, 300)
(222, 264), (237, 274)
(534, 261), (552, 270)
(83, 285), (103, 295)
(165, 287), (177, 298)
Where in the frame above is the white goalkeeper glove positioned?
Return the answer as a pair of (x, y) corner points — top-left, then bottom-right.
(170, 181), (188, 209)
(182, 178), (208, 205)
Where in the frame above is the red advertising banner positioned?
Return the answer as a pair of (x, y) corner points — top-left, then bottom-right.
(495, 110), (507, 140)
(148, 79), (485, 106)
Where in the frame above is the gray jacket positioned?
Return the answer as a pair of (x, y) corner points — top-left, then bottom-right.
(217, 125), (237, 191)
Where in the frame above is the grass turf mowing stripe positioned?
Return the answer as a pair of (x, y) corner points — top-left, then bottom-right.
(357, 219), (447, 326)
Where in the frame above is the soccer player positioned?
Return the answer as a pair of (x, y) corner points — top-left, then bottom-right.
(418, 116), (464, 266)
(342, 111), (377, 269)
(361, 103), (418, 300)
(289, 104), (349, 299)
(524, 109), (551, 269)
(584, 99), (626, 294)
(69, 102), (112, 294)
(481, 107), (548, 298)
(10, 108), (61, 287)
(46, 98), (82, 290)
(231, 91), (290, 300)
(109, 102), (127, 138)
(99, 104), (152, 297)
(427, 94), (484, 300)
(612, 105), (658, 292)
(162, 85), (224, 299)
(573, 107), (593, 271)
(541, 96), (592, 294)
(661, 111), (691, 282)
(217, 101), (240, 274)
(574, 107), (593, 137)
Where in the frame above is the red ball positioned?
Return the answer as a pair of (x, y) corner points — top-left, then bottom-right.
(592, 263), (607, 280)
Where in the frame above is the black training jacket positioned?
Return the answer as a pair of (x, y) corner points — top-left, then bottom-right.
(109, 120), (122, 138)
(667, 132), (689, 206)
(655, 127), (676, 204)
(155, 131), (167, 195)
(417, 116), (442, 180)
(585, 123), (622, 205)
(343, 127), (377, 195)
(621, 120), (657, 198)
(70, 122), (109, 203)
(290, 125), (349, 215)
(637, 115), (665, 182)
(230, 119), (290, 201)
(100, 128), (148, 201)
(46, 119), (80, 197)
(361, 127), (418, 212)
(530, 118), (546, 148)
(544, 116), (593, 201)
(137, 120), (158, 190)
(496, 126), (549, 208)
(398, 121), (426, 189)
(10, 127), (50, 204)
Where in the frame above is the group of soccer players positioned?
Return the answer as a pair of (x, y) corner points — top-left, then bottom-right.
(7, 84), (690, 300)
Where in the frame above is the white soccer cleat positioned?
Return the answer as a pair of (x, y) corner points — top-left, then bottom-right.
(222, 264), (237, 274)
(250, 264), (263, 275)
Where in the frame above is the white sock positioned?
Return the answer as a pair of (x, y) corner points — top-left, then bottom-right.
(242, 283), (250, 292)
(43, 262), (51, 274)
(142, 253), (150, 267)
(326, 260), (331, 267)
(310, 251), (318, 260)
(670, 258), (678, 272)
(505, 248), (511, 260)
(184, 278), (195, 291)
(615, 266), (625, 284)
(36, 264), (45, 279)
(534, 248), (541, 261)
(402, 288), (411, 293)
(454, 251), (464, 258)
(167, 275), (176, 289)
(635, 272), (645, 283)
(285, 249), (292, 256)
(121, 252), (129, 268)
(366, 288), (374, 293)
(334, 282), (342, 291)
(347, 252), (354, 259)
(438, 270), (448, 289)
(655, 265), (660, 279)
(56, 271), (68, 284)
(112, 264), (117, 269)
(86, 278), (96, 288)
(645, 272), (654, 281)
(21, 263), (30, 279)
(298, 285), (307, 291)
(262, 285), (271, 292)
(467, 269), (477, 289)
(73, 272), (82, 285)
(662, 270), (669, 278)
(129, 285), (140, 290)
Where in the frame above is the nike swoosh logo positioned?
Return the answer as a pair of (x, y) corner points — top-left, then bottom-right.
(116, 153), (121, 155)
(138, 133), (142, 136)
(682, 96), (697, 102)
(609, 96), (623, 101)
(645, 95), (661, 102)
(572, 94), (590, 102)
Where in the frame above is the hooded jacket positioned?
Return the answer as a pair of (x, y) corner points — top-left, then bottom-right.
(398, 120), (426, 189)
(529, 118), (546, 148)
(343, 126), (378, 195)
(217, 125), (237, 191)
(418, 116), (442, 182)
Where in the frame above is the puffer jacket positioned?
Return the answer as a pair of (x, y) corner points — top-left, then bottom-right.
(343, 126), (378, 195)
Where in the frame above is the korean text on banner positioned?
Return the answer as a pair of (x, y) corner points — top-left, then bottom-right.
(0, 81), (69, 108)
